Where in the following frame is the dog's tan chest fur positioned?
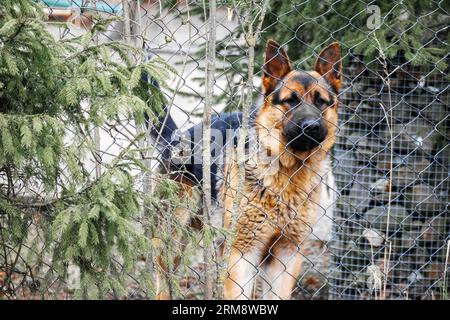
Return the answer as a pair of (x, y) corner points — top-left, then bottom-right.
(231, 151), (325, 252)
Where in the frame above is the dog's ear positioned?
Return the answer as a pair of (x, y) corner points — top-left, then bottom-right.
(262, 39), (292, 95)
(315, 42), (342, 93)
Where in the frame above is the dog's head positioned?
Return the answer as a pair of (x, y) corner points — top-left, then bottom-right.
(255, 40), (342, 167)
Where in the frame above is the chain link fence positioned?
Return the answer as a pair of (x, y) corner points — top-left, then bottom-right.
(0, 0), (448, 300)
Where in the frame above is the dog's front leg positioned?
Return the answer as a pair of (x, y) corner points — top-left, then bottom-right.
(223, 246), (263, 300)
(261, 240), (304, 300)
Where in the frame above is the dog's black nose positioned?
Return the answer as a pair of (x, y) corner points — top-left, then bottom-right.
(284, 114), (328, 152)
(301, 118), (321, 136)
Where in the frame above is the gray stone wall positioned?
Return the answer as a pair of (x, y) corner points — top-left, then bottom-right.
(329, 54), (449, 299)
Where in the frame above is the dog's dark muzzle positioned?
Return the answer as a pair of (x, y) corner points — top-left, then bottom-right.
(284, 113), (328, 152)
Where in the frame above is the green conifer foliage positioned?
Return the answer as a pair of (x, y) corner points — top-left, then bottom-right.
(0, 0), (172, 298)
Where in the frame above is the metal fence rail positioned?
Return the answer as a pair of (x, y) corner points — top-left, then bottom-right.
(1, 0), (448, 300)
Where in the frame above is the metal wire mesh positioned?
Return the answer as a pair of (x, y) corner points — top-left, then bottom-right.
(1, 0), (448, 300)
(330, 56), (449, 300)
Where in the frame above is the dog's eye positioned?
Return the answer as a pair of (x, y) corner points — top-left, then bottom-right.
(282, 94), (302, 106)
(315, 94), (334, 109)
(315, 95), (326, 106)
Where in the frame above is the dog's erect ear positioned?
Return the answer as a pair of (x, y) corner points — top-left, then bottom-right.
(315, 42), (342, 93)
(262, 39), (292, 95)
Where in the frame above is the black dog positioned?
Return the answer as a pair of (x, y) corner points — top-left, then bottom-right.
(145, 75), (256, 199)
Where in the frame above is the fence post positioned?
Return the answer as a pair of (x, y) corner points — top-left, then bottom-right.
(88, 0), (101, 300)
(221, 1), (270, 299)
(232, 0), (269, 243)
(202, 0), (216, 300)
(88, 0), (102, 182)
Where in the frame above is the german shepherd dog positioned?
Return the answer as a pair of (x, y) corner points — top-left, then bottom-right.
(149, 39), (342, 300)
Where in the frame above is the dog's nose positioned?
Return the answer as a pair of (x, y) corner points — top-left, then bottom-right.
(301, 118), (321, 136)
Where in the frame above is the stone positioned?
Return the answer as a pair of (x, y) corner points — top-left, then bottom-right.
(371, 178), (390, 193)
(370, 178), (403, 204)
(332, 217), (362, 242)
(347, 168), (379, 213)
(343, 133), (381, 163)
(404, 247), (428, 268)
(361, 87), (378, 98)
(339, 243), (370, 272)
(372, 151), (403, 172)
(436, 144), (449, 166)
(364, 205), (410, 232)
(396, 245), (428, 284)
(352, 82), (365, 94)
(373, 154), (431, 187)
(420, 101), (447, 124)
(346, 132), (368, 147)
(404, 89), (436, 107)
(383, 118), (438, 155)
(374, 190), (402, 204)
(396, 258), (417, 282)
(366, 264), (383, 292)
(355, 102), (386, 127)
(361, 137), (385, 151)
(419, 216), (449, 244)
(404, 270), (432, 300)
(335, 125), (352, 140)
(422, 161), (450, 194)
(406, 284), (430, 300)
(424, 262), (444, 283)
(391, 165), (422, 187)
(405, 183), (444, 215)
(363, 228), (385, 247)
(374, 258), (395, 284)
(404, 219), (425, 231)
(340, 86), (355, 102)
(438, 240), (450, 263)
(400, 226), (423, 251)
(373, 179), (401, 206)
(333, 149), (359, 192)
(376, 91), (417, 122)
(392, 101), (418, 123)
(343, 101), (358, 112)
(407, 271), (426, 297)
(354, 138), (385, 163)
